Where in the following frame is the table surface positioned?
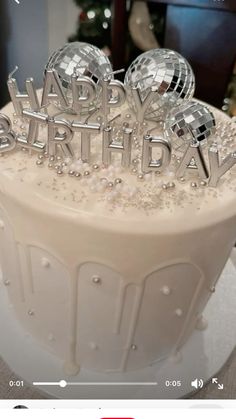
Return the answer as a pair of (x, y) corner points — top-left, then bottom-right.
(1, 252), (236, 400)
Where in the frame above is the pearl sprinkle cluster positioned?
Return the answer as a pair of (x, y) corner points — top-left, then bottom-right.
(5, 107), (236, 214)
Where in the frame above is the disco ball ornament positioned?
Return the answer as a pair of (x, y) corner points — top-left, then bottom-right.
(45, 42), (113, 113)
(124, 48), (195, 122)
(164, 101), (216, 153)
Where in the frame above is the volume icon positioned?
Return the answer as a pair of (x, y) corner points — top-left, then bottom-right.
(191, 378), (204, 389)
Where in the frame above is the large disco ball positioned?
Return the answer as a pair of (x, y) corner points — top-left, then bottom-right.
(45, 42), (113, 113)
(124, 49), (195, 122)
(164, 101), (216, 153)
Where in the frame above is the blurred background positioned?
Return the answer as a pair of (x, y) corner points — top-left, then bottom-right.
(0, 0), (236, 115)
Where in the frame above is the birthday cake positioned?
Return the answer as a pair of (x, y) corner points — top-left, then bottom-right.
(0, 44), (236, 377)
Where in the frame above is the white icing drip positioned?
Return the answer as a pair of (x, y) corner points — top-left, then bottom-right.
(120, 285), (144, 372)
(16, 243), (26, 303)
(64, 270), (80, 376)
(24, 244), (34, 294)
(113, 282), (127, 335)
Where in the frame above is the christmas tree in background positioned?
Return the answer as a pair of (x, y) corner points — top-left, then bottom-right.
(69, 0), (166, 66)
(69, 1), (235, 114)
(69, 0), (112, 53)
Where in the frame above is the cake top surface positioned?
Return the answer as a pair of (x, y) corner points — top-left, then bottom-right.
(0, 97), (236, 234)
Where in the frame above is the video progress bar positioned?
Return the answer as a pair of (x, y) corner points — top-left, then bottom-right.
(33, 380), (158, 388)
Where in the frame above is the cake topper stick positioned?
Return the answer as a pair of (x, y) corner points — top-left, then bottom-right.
(107, 69), (125, 77)
(208, 146), (236, 187)
(8, 66), (18, 79)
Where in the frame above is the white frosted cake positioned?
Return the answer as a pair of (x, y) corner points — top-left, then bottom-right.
(0, 44), (236, 380)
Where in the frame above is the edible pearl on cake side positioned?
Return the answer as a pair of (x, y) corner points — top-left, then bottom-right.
(41, 258), (51, 268)
(48, 333), (55, 342)
(161, 286), (171, 296)
(3, 280), (10, 286)
(175, 308), (183, 317)
(90, 342), (99, 350)
(92, 276), (102, 284)
(195, 315), (208, 331)
(131, 344), (137, 350)
(36, 160), (44, 167)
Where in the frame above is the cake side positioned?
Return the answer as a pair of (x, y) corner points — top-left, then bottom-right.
(0, 173), (235, 375)
(1, 101), (236, 375)
(1, 44), (236, 377)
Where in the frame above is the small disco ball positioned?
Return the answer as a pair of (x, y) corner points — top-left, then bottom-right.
(124, 48), (195, 121)
(45, 42), (113, 113)
(164, 101), (216, 153)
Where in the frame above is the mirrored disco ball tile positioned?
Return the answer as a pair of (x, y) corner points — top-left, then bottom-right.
(125, 48), (195, 121)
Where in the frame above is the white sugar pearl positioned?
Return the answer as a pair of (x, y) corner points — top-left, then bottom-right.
(167, 171), (175, 178)
(107, 191), (118, 202)
(161, 286), (171, 296)
(175, 308), (183, 317)
(48, 333), (55, 342)
(92, 276), (101, 284)
(90, 342), (98, 350)
(41, 258), (50, 268)
(69, 163), (76, 171)
(196, 315), (208, 331)
(131, 344), (137, 350)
